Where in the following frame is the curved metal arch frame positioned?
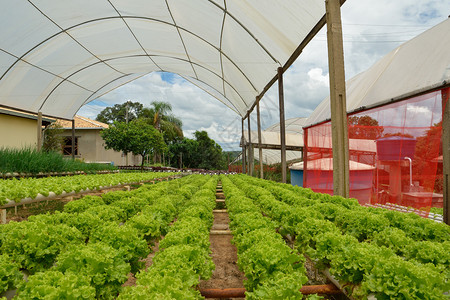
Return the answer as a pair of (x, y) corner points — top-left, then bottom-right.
(0, 48), (94, 95)
(1, 13), (277, 104)
(105, 0), (163, 72)
(73, 72), (150, 115)
(77, 71), (241, 118)
(25, 0), (127, 76)
(39, 54), (247, 116)
(164, 0), (199, 81)
(206, 0), (279, 64)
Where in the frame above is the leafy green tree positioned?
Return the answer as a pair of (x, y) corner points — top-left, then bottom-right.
(168, 131), (226, 170)
(141, 101), (183, 143)
(194, 131), (225, 170)
(42, 123), (64, 152)
(101, 119), (167, 168)
(96, 101), (143, 124)
(169, 137), (200, 169)
(348, 115), (384, 140)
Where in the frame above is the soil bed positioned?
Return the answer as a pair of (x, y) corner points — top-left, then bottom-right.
(199, 211), (245, 300)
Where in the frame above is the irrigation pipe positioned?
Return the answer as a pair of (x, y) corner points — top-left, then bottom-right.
(199, 284), (342, 298)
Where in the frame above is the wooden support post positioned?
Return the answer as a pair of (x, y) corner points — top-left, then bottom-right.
(247, 115), (253, 176)
(442, 88), (449, 225)
(257, 102), (264, 179)
(303, 129), (308, 187)
(242, 118), (247, 174)
(37, 112), (42, 151)
(71, 119), (75, 160)
(1, 209), (6, 224)
(325, 0), (349, 198)
(278, 67), (287, 183)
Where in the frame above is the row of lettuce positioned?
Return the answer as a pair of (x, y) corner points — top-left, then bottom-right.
(224, 174), (449, 299)
(222, 176), (311, 299)
(118, 176), (217, 299)
(2, 172), (448, 299)
(0, 172), (176, 205)
(0, 175), (216, 299)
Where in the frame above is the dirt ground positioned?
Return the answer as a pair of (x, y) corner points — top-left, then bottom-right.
(199, 211), (246, 300)
(122, 209), (247, 300)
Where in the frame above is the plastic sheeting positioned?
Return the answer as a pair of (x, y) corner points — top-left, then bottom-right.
(304, 88), (446, 208)
(0, 0), (325, 120)
(303, 18), (450, 209)
(305, 18), (450, 128)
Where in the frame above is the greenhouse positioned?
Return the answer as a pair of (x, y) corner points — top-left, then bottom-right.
(0, 1), (449, 299)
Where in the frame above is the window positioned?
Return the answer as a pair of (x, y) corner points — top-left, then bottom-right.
(62, 136), (78, 155)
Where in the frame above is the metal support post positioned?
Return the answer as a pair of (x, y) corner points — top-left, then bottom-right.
(326, 0), (349, 197)
(241, 118), (247, 174)
(257, 102), (264, 179)
(247, 115), (253, 176)
(278, 67), (287, 183)
(37, 112), (42, 151)
(442, 88), (449, 224)
(303, 129), (308, 187)
(71, 119), (76, 160)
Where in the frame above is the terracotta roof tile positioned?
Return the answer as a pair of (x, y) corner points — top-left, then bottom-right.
(57, 115), (109, 129)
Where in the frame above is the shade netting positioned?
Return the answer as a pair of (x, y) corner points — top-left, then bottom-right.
(304, 88), (448, 211)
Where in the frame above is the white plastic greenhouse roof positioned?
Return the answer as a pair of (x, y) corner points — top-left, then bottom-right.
(305, 17), (450, 127)
(0, 0), (327, 120)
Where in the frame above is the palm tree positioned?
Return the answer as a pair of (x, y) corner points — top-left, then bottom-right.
(141, 101), (183, 141)
(141, 101), (183, 164)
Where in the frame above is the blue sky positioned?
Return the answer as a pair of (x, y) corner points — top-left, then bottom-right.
(78, 0), (450, 151)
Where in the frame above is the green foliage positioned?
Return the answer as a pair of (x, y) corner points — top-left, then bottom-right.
(42, 123), (65, 152)
(0, 172), (169, 205)
(246, 271), (305, 300)
(159, 217), (210, 250)
(0, 174), (217, 298)
(63, 195), (104, 213)
(55, 242), (130, 299)
(84, 205), (127, 223)
(223, 174), (450, 298)
(126, 213), (163, 242)
(0, 147), (116, 175)
(348, 115), (383, 139)
(151, 244), (214, 281)
(168, 131), (226, 170)
(356, 256), (450, 299)
(89, 223), (150, 273)
(96, 101), (144, 124)
(140, 101), (183, 144)
(15, 271), (95, 300)
(101, 119), (167, 166)
(222, 176), (308, 296)
(121, 176), (217, 298)
(0, 254), (22, 293)
(239, 239), (306, 291)
(119, 274), (202, 300)
(0, 221), (84, 273)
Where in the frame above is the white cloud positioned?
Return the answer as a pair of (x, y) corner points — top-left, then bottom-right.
(307, 68), (329, 89)
(79, 0), (450, 151)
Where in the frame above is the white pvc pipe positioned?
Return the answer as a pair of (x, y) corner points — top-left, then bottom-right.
(404, 157), (413, 188)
